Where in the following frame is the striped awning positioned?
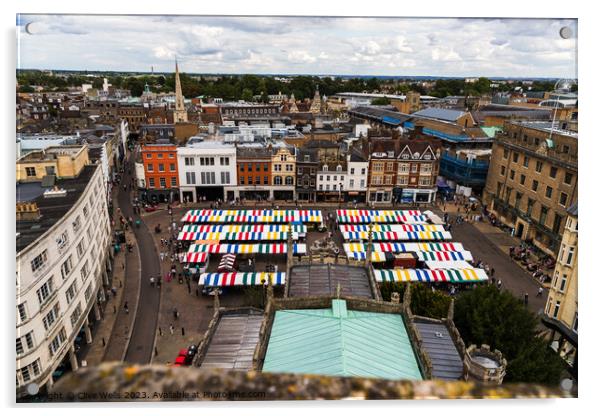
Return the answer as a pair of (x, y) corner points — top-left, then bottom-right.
(374, 268), (488, 283)
(187, 243), (306, 255)
(342, 231), (452, 241)
(184, 252), (209, 263)
(181, 209), (322, 223)
(425, 260), (475, 270)
(178, 231), (299, 241)
(344, 242), (465, 254)
(340, 224), (446, 233)
(201, 272), (286, 287)
(336, 209), (428, 224)
(178, 224), (307, 240)
(348, 250), (472, 263)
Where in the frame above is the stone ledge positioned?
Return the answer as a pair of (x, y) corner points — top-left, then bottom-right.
(45, 362), (573, 401)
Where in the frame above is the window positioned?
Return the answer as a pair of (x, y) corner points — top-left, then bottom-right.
(559, 192), (568, 207)
(263, 176), (269, 185)
(48, 328), (67, 357)
(17, 303), (27, 322)
(76, 239), (86, 258)
(520, 174), (526, 185)
(157, 153), (163, 159)
(31, 250), (48, 273)
(512, 152), (519, 163)
(385, 176), (393, 185)
(553, 301), (561, 319)
(527, 198), (535, 216)
(19, 359), (42, 384)
(264, 164), (269, 172)
(280, 154), (287, 162)
(240, 176), (245, 185)
(220, 172), (230, 184)
(254, 176), (260, 185)
(16, 331), (34, 355)
(559, 274), (568, 292)
(550, 166), (558, 178)
(360, 179), (365, 188)
(56, 230), (69, 250)
(274, 164), (282, 172)
(515, 192), (523, 208)
(70, 303), (82, 327)
(185, 172), (196, 185)
(509, 170), (515, 180)
(285, 176), (294, 186)
(500, 166), (506, 176)
(159, 177), (166, 188)
(25, 167), (36, 177)
(349, 179), (355, 188)
(386, 162), (394, 171)
(319, 184), (323, 191)
(42, 303), (60, 331)
(503, 149), (509, 159)
(286, 164), (293, 172)
(297, 167), (303, 175)
(545, 186), (553, 198)
(240, 164), (245, 172)
(350, 168), (355, 174)
(398, 176), (408, 185)
(66, 281), (77, 304)
(147, 164), (154, 172)
(72, 216), (82, 232)
(84, 284), (92, 301)
(83, 204), (89, 218)
(60, 255), (73, 280)
(540, 206), (548, 225)
(531, 180), (539, 192)
(564, 172), (573, 185)
(326, 184), (330, 191)
(566, 246), (575, 266)
(184, 157), (195, 166)
(535, 160), (543, 173)
(411, 164), (418, 173)
(372, 162), (384, 172)
(169, 153), (174, 159)
(36, 278), (55, 306)
(220, 157), (229, 166)
(326, 176), (331, 181)
(169, 163), (176, 172)
(158, 164), (165, 172)
(80, 260), (90, 282)
(148, 178), (155, 188)
(523, 156), (529, 168)
(274, 176), (282, 185)
(170, 177), (177, 187)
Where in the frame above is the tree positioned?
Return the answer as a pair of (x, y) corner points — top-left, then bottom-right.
(18, 85), (35, 93)
(371, 97), (391, 105)
(92, 78), (104, 90)
(241, 88), (254, 102)
(379, 283), (451, 319)
(454, 285), (565, 384)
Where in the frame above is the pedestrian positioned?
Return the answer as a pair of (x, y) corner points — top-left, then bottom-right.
(490, 268), (495, 278)
(173, 307), (179, 320)
(537, 287), (544, 297)
(124, 301), (129, 314)
(111, 287), (117, 296)
(497, 279), (502, 289)
(524, 292), (529, 305)
(169, 325), (174, 335)
(157, 276), (162, 289)
(150, 276), (155, 287)
(160, 252), (165, 262)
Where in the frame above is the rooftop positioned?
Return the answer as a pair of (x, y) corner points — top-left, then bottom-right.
(412, 107), (467, 122)
(510, 120), (578, 138)
(288, 265), (373, 299)
(262, 299), (422, 380)
(16, 164), (98, 253)
(413, 318), (464, 380)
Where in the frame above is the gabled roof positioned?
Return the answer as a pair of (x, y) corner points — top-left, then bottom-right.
(262, 300), (423, 380)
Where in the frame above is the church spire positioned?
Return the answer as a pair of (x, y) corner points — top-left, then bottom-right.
(174, 58), (188, 123)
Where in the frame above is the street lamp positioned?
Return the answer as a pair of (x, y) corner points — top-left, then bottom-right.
(339, 182), (343, 208)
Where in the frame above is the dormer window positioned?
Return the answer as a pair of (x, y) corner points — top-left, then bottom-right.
(387, 151), (394, 158)
(323, 165), (328, 171)
(424, 153), (432, 160)
(413, 152), (420, 159)
(336, 165), (342, 172)
(304, 155), (310, 162)
(401, 154), (410, 160)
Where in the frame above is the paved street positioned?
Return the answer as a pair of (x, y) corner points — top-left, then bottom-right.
(118, 150), (162, 364)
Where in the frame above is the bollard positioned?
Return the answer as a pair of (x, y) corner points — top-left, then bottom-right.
(181, 327), (185, 336)
(159, 327), (163, 336)
(154, 347), (158, 356)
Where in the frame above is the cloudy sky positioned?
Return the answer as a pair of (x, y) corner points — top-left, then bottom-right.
(17, 15), (577, 78)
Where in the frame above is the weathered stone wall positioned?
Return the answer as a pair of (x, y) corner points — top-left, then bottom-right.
(46, 363), (572, 402)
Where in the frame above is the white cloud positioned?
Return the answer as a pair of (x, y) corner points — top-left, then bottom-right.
(17, 15), (577, 78)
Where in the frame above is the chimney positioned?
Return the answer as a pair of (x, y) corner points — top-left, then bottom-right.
(16, 202), (41, 221)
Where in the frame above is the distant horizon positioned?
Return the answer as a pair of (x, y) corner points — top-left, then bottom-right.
(16, 68), (566, 81)
(17, 15), (578, 79)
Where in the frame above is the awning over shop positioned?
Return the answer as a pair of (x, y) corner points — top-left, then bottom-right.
(340, 224), (447, 233)
(187, 243), (307, 255)
(181, 209), (322, 223)
(342, 231), (452, 241)
(374, 268), (488, 283)
(424, 260), (474, 269)
(200, 272), (286, 287)
(178, 231), (299, 241)
(336, 209), (428, 224)
(344, 242), (465, 253)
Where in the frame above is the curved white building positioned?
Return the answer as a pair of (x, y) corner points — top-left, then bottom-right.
(16, 149), (113, 398)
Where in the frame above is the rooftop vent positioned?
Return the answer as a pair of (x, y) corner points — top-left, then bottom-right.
(43, 186), (67, 198)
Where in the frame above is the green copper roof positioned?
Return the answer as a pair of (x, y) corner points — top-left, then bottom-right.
(481, 126), (503, 138)
(262, 300), (423, 380)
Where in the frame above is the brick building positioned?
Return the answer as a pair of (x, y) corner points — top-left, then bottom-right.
(140, 144), (179, 202)
(482, 121), (578, 255)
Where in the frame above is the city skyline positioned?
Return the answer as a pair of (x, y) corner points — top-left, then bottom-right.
(17, 15), (577, 78)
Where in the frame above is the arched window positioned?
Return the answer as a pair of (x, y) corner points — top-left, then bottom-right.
(323, 165), (329, 171)
(274, 176), (282, 185)
(285, 176), (294, 185)
(336, 165), (342, 172)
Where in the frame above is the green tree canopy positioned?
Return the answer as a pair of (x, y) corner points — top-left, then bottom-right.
(371, 97), (391, 105)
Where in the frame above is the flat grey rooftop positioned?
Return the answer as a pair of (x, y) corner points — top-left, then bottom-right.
(199, 311), (263, 371)
(413, 318), (464, 380)
(289, 264), (373, 299)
